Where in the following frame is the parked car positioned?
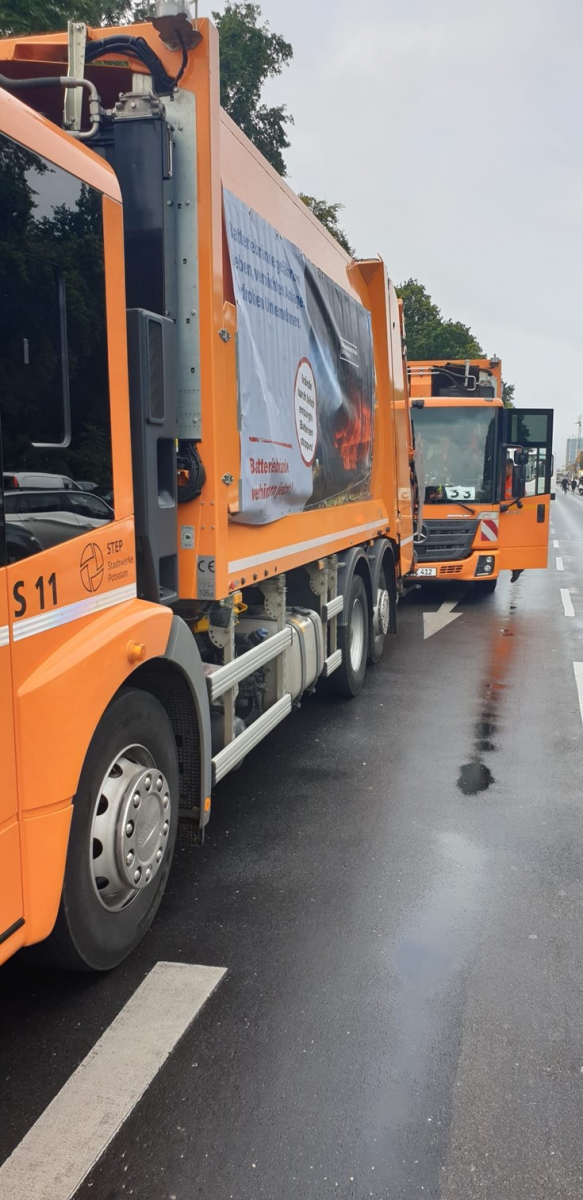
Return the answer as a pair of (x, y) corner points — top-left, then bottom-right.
(3, 471), (81, 491)
(4, 488), (113, 520)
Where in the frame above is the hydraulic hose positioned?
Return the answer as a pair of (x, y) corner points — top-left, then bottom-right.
(0, 73), (102, 139)
(177, 441), (206, 503)
(85, 34), (186, 94)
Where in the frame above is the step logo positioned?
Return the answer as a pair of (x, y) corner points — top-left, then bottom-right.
(80, 542), (105, 593)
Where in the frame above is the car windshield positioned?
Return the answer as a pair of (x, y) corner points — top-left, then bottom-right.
(412, 406), (497, 504)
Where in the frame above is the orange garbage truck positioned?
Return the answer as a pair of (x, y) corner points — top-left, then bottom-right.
(408, 358), (553, 590)
(0, 8), (415, 968)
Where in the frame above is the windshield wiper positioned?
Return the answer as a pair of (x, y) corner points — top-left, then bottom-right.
(451, 501), (476, 515)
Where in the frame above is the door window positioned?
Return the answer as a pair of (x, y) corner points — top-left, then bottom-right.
(501, 409), (553, 498)
(0, 134), (113, 561)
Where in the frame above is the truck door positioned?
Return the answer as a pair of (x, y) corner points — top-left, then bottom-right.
(0, 460), (24, 948)
(498, 408), (554, 571)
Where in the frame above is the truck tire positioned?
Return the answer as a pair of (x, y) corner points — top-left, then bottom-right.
(334, 574), (369, 697)
(37, 689), (179, 971)
(368, 563), (391, 665)
(475, 577), (498, 594)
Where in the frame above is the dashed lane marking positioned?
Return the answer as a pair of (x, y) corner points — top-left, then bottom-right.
(556, 557), (564, 571)
(0, 961), (225, 1200)
(553, 539), (560, 548)
(561, 589), (575, 617)
(573, 663), (583, 725)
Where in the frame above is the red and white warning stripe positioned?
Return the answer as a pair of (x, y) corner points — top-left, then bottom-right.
(480, 517), (498, 542)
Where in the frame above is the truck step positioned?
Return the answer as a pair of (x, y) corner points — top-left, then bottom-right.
(321, 649), (342, 677)
(212, 694), (292, 783)
(322, 594), (344, 621)
(206, 628), (292, 702)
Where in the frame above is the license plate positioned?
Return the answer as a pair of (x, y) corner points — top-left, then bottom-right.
(416, 567), (437, 577)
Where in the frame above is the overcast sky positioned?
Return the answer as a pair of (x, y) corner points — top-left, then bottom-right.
(211, 0), (583, 466)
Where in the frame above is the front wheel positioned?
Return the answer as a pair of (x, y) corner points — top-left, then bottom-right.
(334, 574), (370, 697)
(38, 688), (179, 971)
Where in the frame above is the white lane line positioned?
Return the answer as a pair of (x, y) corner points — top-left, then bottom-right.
(574, 663), (583, 725)
(553, 539), (560, 548)
(556, 556), (564, 571)
(0, 961), (225, 1200)
(561, 589), (575, 617)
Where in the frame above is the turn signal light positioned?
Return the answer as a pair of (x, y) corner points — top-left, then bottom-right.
(127, 641), (146, 663)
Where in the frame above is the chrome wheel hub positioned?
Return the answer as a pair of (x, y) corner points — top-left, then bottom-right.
(374, 587), (390, 639)
(90, 745), (171, 911)
(349, 597), (365, 671)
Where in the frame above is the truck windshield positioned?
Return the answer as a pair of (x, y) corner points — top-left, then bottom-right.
(412, 406), (497, 504)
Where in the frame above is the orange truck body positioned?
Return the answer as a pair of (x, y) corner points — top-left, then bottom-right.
(408, 359), (553, 585)
(0, 16), (416, 967)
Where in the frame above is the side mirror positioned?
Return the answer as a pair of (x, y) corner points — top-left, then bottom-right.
(514, 450), (529, 466)
(513, 464), (527, 499)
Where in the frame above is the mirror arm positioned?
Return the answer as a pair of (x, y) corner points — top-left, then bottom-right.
(500, 498), (523, 512)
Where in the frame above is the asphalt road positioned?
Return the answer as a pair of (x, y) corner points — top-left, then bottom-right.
(1, 502), (583, 1200)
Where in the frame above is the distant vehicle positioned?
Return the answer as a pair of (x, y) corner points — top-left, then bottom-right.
(408, 357), (553, 591)
(75, 481), (114, 506)
(4, 488), (113, 521)
(3, 471), (81, 491)
(5, 521), (43, 563)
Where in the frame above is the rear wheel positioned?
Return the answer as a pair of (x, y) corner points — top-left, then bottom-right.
(334, 574), (370, 697)
(37, 689), (179, 971)
(475, 577), (498, 594)
(368, 564), (392, 665)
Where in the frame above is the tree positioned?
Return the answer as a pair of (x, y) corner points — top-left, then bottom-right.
(502, 381), (515, 408)
(396, 279), (483, 362)
(298, 195), (353, 256)
(213, 2), (292, 176)
(0, 2), (152, 34)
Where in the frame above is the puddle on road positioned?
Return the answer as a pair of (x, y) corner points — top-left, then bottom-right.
(456, 593), (519, 797)
(457, 761), (495, 795)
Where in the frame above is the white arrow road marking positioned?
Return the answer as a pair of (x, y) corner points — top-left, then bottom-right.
(423, 592), (465, 639)
(0, 961), (225, 1200)
(561, 589), (575, 617)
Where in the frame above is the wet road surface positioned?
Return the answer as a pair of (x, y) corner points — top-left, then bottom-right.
(1, 497), (583, 1199)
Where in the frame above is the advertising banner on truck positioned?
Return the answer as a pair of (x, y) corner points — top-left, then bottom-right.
(224, 190), (374, 524)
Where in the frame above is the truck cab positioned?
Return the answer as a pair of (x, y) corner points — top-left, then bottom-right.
(408, 359), (553, 589)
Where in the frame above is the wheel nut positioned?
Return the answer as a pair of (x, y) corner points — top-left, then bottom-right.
(163, 821), (169, 836)
(145, 867), (152, 882)
(156, 849), (163, 863)
(126, 851), (134, 866)
(145, 775), (152, 790)
(157, 776), (163, 791)
(132, 793), (141, 808)
(125, 821), (134, 837)
(163, 795), (169, 809)
(133, 867), (141, 883)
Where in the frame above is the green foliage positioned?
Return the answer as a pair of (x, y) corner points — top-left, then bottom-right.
(0, 1), (152, 36)
(396, 279), (483, 362)
(213, 2), (293, 176)
(502, 381), (515, 408)
(299, 195), (353, 256)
